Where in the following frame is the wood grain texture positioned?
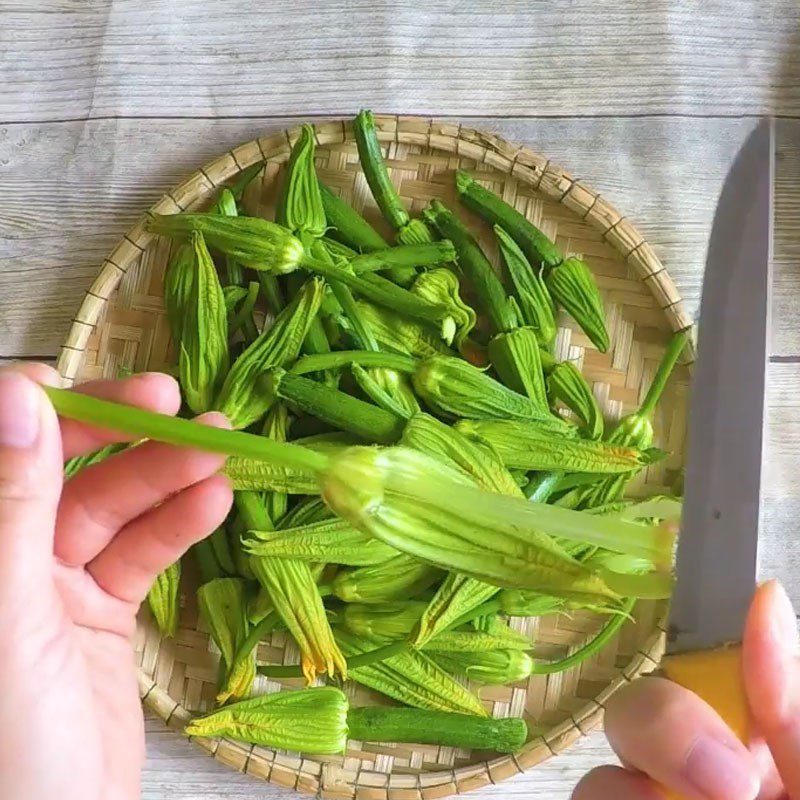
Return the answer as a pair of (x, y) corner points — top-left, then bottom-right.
(8, 115), (800, 357)
(3, 2), (800, 795)
(3, 1), (800, 120)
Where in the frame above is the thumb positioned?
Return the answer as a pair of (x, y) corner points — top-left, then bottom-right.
(743, 579), (800, 796)
(0, 371), (62, 589)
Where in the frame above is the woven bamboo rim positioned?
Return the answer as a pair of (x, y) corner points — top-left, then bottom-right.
(57, 116), (691, 799)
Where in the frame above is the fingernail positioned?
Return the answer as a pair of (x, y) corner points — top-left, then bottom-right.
(0, 373), (41, 449)
(683, 735), (760, 800)
(764, 579), (799, 650)
(195, 411), (232, 430)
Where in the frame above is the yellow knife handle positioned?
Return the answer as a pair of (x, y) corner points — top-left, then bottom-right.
(659, 645), (748, 800)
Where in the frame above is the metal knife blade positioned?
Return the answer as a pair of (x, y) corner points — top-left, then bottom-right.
(667, 119), (774, 655)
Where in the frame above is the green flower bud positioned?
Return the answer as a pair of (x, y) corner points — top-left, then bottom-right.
(148, 213), (306, 274)
(457, 418), (655, 474)
(214, 278), (325, 429)
(250, 555), (347, 683)
(397, 217), (435, 245)
(179, 231), (229, 414)
(607, 413), (654, 449)
(184, 687), (348, 753)
(412, 355), (563, 424)
(401, 412), (521, 497)
(352, 363), (420, 420)
(275, 124), (326, 238)
(196, 578), (255, 704)
(331, 554), (442, 604)
(498, 590), (567, 617)
(413, 573), (499, 649)
(342, 601), (427, 642)
(245, 517), (398, 566)
(353, 301), (453, 359)
(432, 649), (534, 685)
(546, 257), (609, 352)
(321, 446), (618, 601)
(411, 269), (476, 349)
(147, 560), (181, 639)
(488, 327), (549, 413)
(494, 224), (557, 345)
(336, 628), (487, 717)
(547, 360), (604, 440)
(162, 241), (194, 344)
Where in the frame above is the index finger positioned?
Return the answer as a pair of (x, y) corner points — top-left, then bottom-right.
(63, 372), (182, 457)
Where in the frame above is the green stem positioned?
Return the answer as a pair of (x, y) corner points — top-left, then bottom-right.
(241, 316), (259, 345)
(258, 273), (285, 316)
(601, 569), (674, 599)
(423, 200), (518, 334)
(228, 280), (259, 338)
(300, 255), (452, 329)
(254, 665), (302, 678)
(530, 598), (635, 674)
(455, 170), (563, 269)
(331, 281), (379, 350)
(353, 110), (409, 232)
(44, 387), (330, 475)
(524, 471), (563, 502)
(235, 490), (274, 531)
(314, 241), (381, 352)
(291, 350), (418, 376)
(446, 599), (503, 631)
(228, 162), (264, 203)
(224, 258), (244, 287)
(257, 640), (408, 678)
(638, 331), (688, 417)
(349, 242), (455, 275)
(232, 610), (279, 667)
(345, 640), (409, 669)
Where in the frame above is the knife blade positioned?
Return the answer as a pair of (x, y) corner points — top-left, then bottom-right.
(660, 117), (774, 762)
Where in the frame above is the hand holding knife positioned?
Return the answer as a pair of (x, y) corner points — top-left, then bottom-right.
(576, 119), (800, 800)
(659, 116), (772, 799)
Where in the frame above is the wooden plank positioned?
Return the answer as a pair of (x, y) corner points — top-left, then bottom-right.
(3, 1), (800, 120)
(5, 115), (798, 358)
(763, 363), (800, 604)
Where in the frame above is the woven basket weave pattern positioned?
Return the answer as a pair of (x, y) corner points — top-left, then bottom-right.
(57, 116), (690, 799)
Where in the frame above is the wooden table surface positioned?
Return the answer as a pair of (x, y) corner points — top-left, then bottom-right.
(3, 2), (800, 798)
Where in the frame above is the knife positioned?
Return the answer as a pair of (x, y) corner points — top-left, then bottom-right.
(660, 118), (774, 796)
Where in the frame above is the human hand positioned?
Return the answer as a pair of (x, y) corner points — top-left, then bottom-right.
(573, 580), (799, 800)
(0, 365), (233, 800)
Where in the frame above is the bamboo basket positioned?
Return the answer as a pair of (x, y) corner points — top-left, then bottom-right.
(57, 116), (691, 799)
